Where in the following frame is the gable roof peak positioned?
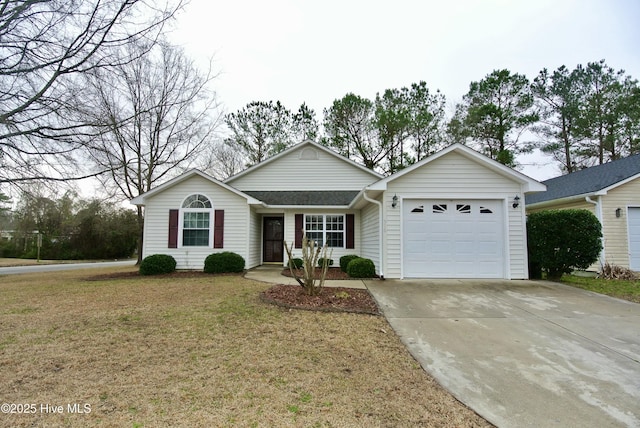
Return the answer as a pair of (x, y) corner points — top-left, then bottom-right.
(224, 139), (383, 183)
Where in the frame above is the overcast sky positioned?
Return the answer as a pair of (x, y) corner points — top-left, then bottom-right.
(169, 0), (640, 180)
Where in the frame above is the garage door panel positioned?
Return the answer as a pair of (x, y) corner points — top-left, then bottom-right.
(403, 199), (504, 278)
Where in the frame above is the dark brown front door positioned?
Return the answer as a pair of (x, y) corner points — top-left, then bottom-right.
(263, 216), (284, 263)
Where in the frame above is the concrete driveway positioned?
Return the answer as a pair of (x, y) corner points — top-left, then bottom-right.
(365, 279), (640, 428)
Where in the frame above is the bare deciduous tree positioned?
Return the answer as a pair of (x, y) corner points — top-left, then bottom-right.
(83, 38), (221, 262)
(0, 0), (183, 185)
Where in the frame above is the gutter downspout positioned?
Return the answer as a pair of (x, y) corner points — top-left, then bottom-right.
(363, 188), (384, 279)
(585, 196), (605, 268)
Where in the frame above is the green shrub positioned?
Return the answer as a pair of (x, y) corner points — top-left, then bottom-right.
(317, 257), (334, 268)
(140, 254), (177, 275)
(339, 254), (360, 272)
(346, 257), (376, 278)
(527, 209), (602, 280)
(204, 251), (245, 273)
(288, 257), (303, 269)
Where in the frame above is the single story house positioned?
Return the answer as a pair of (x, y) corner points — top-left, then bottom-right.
(131, 141), (546, 279)
(526, 153), (640, 272)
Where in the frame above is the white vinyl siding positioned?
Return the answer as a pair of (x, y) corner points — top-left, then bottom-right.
(601, 178), (640, 269)
(360, 201), (380, 273)
(227, 145), (379, 191)
(383, 151), (526, 279)
(141, 175), (250, 270)
(248, 208), (261, 268)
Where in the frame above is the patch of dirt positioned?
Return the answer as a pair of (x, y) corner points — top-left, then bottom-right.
(261, 284), (380, 315)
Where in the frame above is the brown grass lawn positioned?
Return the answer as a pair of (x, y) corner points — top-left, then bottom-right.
(0, 267), (490, 427)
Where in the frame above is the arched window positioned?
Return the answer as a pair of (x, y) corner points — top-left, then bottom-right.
(180, 194), (213, 247)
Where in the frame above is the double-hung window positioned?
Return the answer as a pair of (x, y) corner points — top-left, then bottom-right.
(304, 214), (344, 247)
(181, 194), (212, 247)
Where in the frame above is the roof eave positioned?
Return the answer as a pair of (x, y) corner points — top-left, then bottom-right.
(526, 192), (599, 210)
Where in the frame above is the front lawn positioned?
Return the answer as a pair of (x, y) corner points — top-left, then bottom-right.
(560, 275), (640, 303)
(0, 267), (490, 427)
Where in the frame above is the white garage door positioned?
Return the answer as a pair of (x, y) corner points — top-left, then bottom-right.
(403, 200), (504, 278)
(629, 207), (640, 271)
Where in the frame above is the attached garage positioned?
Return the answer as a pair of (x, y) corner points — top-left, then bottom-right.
(629, 207), (640, 271)
(403, 199), (504, 278)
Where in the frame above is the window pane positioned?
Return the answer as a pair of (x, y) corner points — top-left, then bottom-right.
(326, 232), (344, 247)
(183, 194), (211, 208)
(183, 212), (210, 246)
(307, 231), (323, 247)
(183, 230), (209, 246)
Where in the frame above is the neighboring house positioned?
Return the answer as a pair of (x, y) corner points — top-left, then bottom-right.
(131, 141), (545, 279)
(526, 154), (640, 272)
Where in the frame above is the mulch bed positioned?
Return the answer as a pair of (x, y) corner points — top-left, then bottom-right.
(261, 284), (380, 315)
(281, 267), (352, 280)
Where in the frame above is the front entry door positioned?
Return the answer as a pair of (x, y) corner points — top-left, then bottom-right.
(263, 217), (284, 263)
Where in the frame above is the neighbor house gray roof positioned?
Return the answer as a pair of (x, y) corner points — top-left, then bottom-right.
(243, 190), (360, 206)
(526, 153), (640, 205)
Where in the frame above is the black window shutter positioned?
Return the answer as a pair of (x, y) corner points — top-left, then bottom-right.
(214, 210), (224, 248)
(294, 214), (303, 248)
(346, 213), (355, 249)
(168, 209), (179, 248)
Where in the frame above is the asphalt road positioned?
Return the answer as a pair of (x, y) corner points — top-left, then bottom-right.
(0, 260), (136, 275)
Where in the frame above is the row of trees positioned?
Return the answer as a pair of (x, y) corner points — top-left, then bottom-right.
(0, 192), (138, 260)
(224, 61), (640, 174)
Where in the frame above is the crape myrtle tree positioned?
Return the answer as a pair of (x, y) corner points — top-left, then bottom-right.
(82, 38), (221, 263)
(0, 0), (183, 187)
(450, 69), (538, 166)
(224, 101), (319, 167)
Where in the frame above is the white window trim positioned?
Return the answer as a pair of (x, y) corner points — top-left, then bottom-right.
(178, 194), (214, 248)
(304, 213), (345, 249)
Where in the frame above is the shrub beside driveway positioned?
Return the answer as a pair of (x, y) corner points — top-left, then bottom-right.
(0, 267), (491, 427)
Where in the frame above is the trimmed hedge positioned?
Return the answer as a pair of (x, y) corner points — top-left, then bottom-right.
(527, 209), (602, 280)
(346, 257), (376, 278)
(288, 258), (303, 269)
(139, 254), (177, 276)
(317, 257), (334, 268)
(339, 254), (360, 272)
(204, 251), (245, 273)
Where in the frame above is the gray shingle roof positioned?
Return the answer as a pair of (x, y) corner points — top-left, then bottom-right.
(243, 190), (360, 206)
(526, 153), (640, 205)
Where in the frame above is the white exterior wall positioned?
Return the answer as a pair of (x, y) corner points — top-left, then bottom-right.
(382, 152), (528, 279)
(227, 145), (378, 191)
(141, 175), (252, 270)
(360, 199), (381, 274)
(248, 208), (262, 268)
